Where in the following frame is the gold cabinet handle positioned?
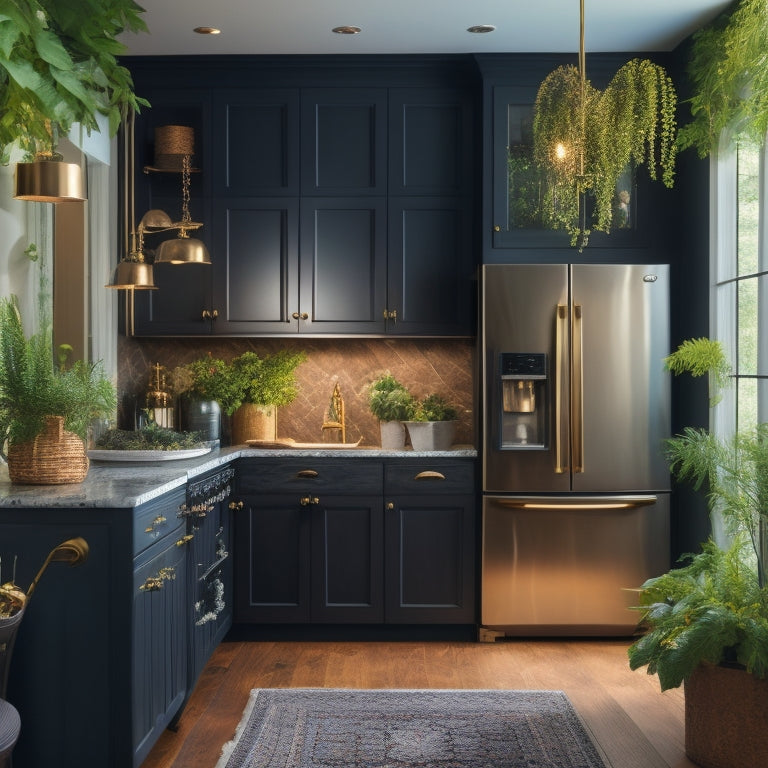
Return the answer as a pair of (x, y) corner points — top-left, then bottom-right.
(387, 502), (395, 510)
(202, 309), (219, 320)
(300, 495), (319, 506)
(144, 514), (167, 536)
(228, 500), (244, 511)
(139, 566), (176, 592)
(383, 308), (398, 322)
(413, 471), (446, 481)
(291, 311), (309, 320)
(297, 469), (318, 479)
(176, 534), (194, 547)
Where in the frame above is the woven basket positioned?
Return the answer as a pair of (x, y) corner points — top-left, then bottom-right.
(7, 416), (89, 485)
(685, 662), (768, 768)
(154, 125), (194, 170)
(231, 404), (277, 445)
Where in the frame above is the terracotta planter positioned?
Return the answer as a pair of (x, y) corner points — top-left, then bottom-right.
(7, 415), (88, 484)
(685, 662), (768, 768)
(231, 403), (277, 445)
(404, 420), (457, 451)
(379, 420), (406, 449)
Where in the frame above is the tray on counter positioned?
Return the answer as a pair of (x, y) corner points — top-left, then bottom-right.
(87, 446), (212, 462)
(245, 437), (363, 450)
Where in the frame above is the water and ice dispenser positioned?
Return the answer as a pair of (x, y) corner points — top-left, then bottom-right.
(499, 353), (547, 449)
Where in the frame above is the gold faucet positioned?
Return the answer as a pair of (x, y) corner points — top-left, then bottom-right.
(321, 382), (346, 443)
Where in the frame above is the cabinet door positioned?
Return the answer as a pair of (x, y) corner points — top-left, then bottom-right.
(384, 494), (476, 624)
(386, 197), (475, 336)
(389, 88), (475, 196)
(132, 531), (188, 766)
(299, 198), (387, 334)
(301, 88), (387, 196)
(211, 199), (300, 334)
(310, 495), (384, 623)
(234, 494), (310, 623)
(213, 89), (300, 197)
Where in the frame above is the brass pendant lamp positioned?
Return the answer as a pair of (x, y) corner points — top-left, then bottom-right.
(106, 109), (156, 290)
(14, 123), (86, 203)
(154, 154), (210, 265)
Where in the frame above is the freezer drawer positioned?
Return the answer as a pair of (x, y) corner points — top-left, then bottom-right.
(481, 494), (670, 636)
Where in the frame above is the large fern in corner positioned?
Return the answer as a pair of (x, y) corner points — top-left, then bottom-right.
(0, 296), (116, 451)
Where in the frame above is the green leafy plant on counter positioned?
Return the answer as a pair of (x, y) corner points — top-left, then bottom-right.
(409, 393), (458, 422)
(0, 0), (149, 163)
(94, 423), (204, 451)
(173, 355), (243, 416)
(367, 373), (415, 422)
(628, 337), (768, 690)
(0, 295), (116, 456)
(677, 0), (768, 158)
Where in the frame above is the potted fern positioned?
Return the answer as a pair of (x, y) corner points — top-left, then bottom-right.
(628, 338), (768, 767)
(404, 393), (459, 452)
(0, 296), (116, 483)
(367, 373), (414, 449)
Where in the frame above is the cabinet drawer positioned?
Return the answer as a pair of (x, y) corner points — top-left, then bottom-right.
(384, 460), (475, 495)
(133, 489), (187, 555)
(237, 459), (383, 495)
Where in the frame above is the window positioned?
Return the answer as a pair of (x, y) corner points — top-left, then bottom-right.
(712, 134), (768, 437)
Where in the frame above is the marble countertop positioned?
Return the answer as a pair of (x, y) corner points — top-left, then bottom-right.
(0, 445), (477, 509)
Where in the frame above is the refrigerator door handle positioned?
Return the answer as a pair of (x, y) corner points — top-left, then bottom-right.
(572, 303), (584, 473)
(488, 495), (658, 510)
(555, 304), (569, 473)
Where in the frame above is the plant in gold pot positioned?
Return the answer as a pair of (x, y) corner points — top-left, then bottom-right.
(228, 350), (306, 444)
(0, 296), (116, 484)
(628, 338), (768, 768)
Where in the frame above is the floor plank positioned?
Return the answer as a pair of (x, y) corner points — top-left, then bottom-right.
(141, 638), (696, 768)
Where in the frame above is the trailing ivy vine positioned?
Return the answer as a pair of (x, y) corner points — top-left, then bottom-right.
(0, 0), (149, 163)
(677, 0), (768, 158)
(533, 58), (677, 249)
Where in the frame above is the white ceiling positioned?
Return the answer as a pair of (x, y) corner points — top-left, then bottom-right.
(120, 0), (732, 57)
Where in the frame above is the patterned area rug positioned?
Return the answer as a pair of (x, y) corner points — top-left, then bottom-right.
(216, 688), (608, 768)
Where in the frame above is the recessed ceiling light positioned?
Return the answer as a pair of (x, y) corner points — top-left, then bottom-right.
(332, 26), (361, 35)
(194, 26), (221, 35)
(467, 25), (496, 34)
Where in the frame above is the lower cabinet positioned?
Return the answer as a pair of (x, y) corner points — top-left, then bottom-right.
(234, 456), (476, 626)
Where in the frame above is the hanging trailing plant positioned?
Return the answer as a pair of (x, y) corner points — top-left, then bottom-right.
(0, 0), (149, 163)
(533, 57), (677, 249)
(677, 0), (768, 158)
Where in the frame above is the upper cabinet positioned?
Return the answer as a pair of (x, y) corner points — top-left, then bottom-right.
(127, 61), (478, 338)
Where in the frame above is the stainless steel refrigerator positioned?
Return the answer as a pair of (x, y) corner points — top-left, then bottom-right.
(481, 264), (671, 636)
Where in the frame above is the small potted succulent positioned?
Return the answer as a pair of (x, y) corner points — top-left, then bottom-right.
(367, 373), (415, 449)
(404, 393), (459, 452)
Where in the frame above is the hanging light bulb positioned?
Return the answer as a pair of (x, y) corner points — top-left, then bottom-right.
(106, 109), (156, 290)
(154, 154), (211, 264)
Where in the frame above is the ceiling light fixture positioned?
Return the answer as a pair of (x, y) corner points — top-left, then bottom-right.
(332, 26), (361, 35)
(467, 25), (496, 34)
(194, 26), (221, 35)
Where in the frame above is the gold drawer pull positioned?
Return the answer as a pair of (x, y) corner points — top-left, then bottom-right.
(414, 471), (446, 481)
(297, 469), (318, 479)
(176, 534), (194, 547)
(139, 566), (176, 592)
(300, 495), (319, 506)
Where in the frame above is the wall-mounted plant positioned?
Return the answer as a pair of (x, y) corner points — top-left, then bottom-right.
(677, 0), (768, 157)
(0, 0), (149, 163)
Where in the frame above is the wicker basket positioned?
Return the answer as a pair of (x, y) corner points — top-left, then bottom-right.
(231, 404), (277, 445)
(154, 125), (194, 170)
(7, 416), (89, 485)
(685, 662), (768, 768)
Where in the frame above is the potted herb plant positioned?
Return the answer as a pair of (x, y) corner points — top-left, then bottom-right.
(367, 373), (414, 449)
(229, 350), (306, 444)
(0, 296), (116, 483)
(628, 338), (768, 767)
(404, 393), (459, 452)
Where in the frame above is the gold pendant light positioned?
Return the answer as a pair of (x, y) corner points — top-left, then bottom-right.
(154, 154), (210, 264)
(14, 122), (86, 203)
(106, 109), (156, 290)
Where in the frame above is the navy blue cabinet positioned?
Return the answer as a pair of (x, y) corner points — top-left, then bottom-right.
(126, 60), (478, 338)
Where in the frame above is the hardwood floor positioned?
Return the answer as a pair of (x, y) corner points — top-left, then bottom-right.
(141, 638), (697, 768)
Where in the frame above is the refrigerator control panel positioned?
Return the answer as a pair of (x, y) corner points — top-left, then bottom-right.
(500, 352), (547, 379)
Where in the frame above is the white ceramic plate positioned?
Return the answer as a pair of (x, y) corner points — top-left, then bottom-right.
(87, 446), (211, 462)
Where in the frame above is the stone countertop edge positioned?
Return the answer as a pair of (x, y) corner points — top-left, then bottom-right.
(0, 445), (478, 509)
